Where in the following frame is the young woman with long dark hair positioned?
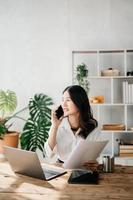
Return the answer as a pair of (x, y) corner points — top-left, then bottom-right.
(44, 85), (99, 170)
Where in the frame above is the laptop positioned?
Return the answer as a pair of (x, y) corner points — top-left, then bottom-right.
(4, 146), (66, 181)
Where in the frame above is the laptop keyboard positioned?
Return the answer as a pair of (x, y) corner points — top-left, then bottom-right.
(43, 169), (60, 179)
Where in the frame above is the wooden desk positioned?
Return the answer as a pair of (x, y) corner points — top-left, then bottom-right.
(0, 158), (133, 200)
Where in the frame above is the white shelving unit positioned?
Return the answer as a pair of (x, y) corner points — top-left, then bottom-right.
(72, 49), (133, 161)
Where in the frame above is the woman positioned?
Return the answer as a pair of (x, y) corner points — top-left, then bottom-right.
(44, 85), (99, 170)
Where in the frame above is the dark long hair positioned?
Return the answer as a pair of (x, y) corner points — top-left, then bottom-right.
(63, 85), (98, 139)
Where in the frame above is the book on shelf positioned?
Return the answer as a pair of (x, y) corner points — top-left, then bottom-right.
(122, 81), (133, 104)
(120, 153), (133, 157)
(119, 145), (133, 150)
(120, 149), (133, 153)
(132, 84), (133, 104)
(122, 81), (127, 103)
(129, 84), (132, 104)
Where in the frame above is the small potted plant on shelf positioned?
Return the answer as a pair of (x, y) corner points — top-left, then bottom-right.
(0, 90), (27, 153)
(20, 93), (53, 152)
(75, 63), (89, 94)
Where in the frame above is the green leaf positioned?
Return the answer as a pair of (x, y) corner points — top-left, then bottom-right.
(75, 63), (90, 94)
(29, 94), (52, 121)
(0, 123), (8, 139)
(20, 93), (53, 152)
(0, 90), (17, 116)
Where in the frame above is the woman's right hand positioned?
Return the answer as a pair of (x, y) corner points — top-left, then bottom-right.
(47, 107), (64, 151)
(51, 108), (63, 128)
(83, 160), (99, 172)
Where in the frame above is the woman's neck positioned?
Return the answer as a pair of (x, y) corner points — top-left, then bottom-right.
(68, 114), (80, 129)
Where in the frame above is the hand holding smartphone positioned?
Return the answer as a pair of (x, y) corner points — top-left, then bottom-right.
(55, 105), (64, 119)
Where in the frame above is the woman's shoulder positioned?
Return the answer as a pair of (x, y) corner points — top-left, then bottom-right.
(87, 127), (102, 141)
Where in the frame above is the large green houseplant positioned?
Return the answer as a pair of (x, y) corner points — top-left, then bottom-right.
(20, 93), (53, 152)
(0, 90), (27, 153)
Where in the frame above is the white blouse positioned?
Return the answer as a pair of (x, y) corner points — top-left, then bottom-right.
(44, 117), (101, 162)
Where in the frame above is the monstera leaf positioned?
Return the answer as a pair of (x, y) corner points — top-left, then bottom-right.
(0, 90), (17, 117)
(20, 93), (53, 152)
(29, 93), (52, 121)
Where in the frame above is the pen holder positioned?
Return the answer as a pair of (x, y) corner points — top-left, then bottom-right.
(102, 156), (114, 173)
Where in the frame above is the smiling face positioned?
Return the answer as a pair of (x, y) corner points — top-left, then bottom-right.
(61, 90), (79, 117)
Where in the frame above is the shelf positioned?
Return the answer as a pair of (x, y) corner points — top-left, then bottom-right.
(89, 76), (133, 79)
(72, 50), (97, 54)
(127, 49), (133, 53)
(72, 49), (132, 54)
(99, 50), (124, 53)
(91, 103), (126, 106)
(72, 48), (133, 159)
(91, 103), (133, 106)
(101, 130), (133, 133)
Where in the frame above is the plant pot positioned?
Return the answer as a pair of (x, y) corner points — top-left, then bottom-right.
(0, 132), (19, 154)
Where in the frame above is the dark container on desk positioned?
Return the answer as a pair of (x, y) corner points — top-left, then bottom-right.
(102, 156), (114, 173)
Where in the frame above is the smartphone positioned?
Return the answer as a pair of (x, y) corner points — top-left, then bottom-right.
(55, 105), (64, 119)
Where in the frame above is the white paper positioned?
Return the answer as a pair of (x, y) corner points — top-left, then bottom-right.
(63, 139), (108, 169)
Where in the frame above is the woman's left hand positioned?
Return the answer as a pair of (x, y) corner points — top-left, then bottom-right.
(83, 160), (99, 171)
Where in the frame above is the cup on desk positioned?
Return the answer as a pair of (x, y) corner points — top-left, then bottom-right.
(102, 155), (114, 173)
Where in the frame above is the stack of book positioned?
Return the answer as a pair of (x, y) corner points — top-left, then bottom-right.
(119, 144), (133, 157)
(122, 81), (133, 104)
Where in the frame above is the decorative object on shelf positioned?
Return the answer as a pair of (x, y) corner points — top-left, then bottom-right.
(89, 96), (104, 104)
(75, 63), (89, 94)
(130, 127), (133, 131)
(117, 139), (133, 145)
(102, 124), (125, 131)
(101, 68), (120, 76)
(20, 93), (53, 152)
(127, 71), (133, 76)
(0, 90), (27, 153)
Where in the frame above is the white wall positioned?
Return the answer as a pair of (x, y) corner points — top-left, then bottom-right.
(0, 0), (71, 107)
(0, 0), (133, 131)
(69, 0), (133, 49)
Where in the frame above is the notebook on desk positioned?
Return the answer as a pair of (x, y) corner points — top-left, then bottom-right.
(4, 146), (66, 180)
(68, 169), (99, 184)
